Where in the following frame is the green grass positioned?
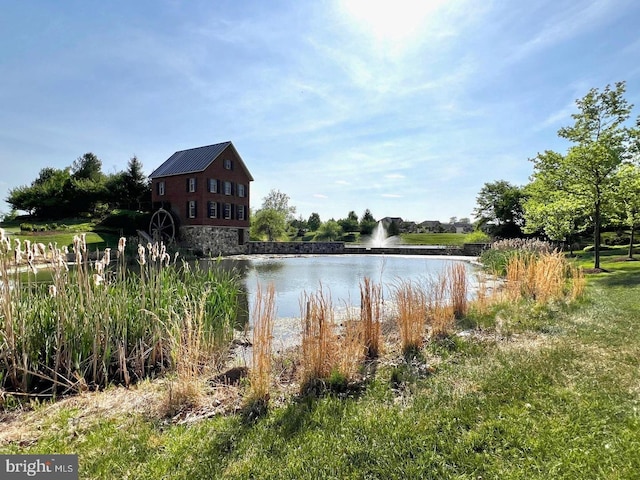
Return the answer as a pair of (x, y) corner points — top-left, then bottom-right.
(11, 231), (119, 251)
(401, 233), (468, 246)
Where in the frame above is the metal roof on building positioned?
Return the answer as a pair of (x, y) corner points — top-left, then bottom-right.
(149, 141), (251, 179)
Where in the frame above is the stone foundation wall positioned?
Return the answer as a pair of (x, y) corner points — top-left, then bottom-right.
(180, 226), (249, 256)
(247, 242), (345, 255)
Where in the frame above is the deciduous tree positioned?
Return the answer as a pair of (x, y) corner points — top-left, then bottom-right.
(473, 180), (525, 237)
(531, 81), (637, 269)
(613, 162), (640, 259)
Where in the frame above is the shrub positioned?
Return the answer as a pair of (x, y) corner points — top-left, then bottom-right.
(464, 230), (491, 243)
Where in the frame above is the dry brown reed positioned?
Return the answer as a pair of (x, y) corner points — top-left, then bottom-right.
(428, 275), (455, 338)
(248, 283), (276, 404)
(164, 290), (211, 416)
(300, 287), (337, 390)
(569, 264), (586, 300)
(393, 280), (427, 353)
(360, 277), (382, 358)
(469, 273), (504, 315)
(505, 251), (570, 303)
(447, 263), (468, 319)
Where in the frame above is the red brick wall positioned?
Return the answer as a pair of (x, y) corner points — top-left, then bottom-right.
(151, 145), (251, 228)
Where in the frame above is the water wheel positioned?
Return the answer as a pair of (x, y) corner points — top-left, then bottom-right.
(149, 208), (176, 244)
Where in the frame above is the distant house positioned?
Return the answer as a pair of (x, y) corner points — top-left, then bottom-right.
(149, 141), (253, 255)
(418, 220), (443, 233)
(453, 222), (474, 234)
(380, 217), (403, 228)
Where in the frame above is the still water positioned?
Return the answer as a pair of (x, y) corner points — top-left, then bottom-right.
(220, 254), (480, 319)
(212, 254), (480, 353)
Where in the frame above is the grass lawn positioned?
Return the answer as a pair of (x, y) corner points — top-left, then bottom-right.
(1, 250), (639, 478)
(1, 218), (122, 251)
(401, 232), (468, 246)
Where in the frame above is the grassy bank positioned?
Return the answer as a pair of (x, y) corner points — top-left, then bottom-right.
(2, 249), (638, 478)
(400, 233), (468, 245)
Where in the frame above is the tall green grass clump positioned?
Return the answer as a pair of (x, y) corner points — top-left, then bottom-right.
(0, 232), (242, 397)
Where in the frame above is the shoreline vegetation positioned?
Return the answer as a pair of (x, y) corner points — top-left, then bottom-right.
(2, 230), (639, 478)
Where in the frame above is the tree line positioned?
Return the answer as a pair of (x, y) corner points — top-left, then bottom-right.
(474, 81), (640, 269)
(6, 153), (151, 218)
(250, 189), (388, 242)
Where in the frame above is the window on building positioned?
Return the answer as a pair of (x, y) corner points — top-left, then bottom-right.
(224, 181), (232, 195)
(237, 184), (245, 197)
(224, 203), (232, 219)
(188, 178), (196, 192)
(188, 201), (197, 218)
(224, 159), (232, 170)
(208, 201), (217, 218)
(208, 178), (218, 193)
(157, 181), (165, 196)
(237, 205), (245, 221)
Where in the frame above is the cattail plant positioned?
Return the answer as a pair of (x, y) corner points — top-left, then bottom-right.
(0, 237), (241, 397)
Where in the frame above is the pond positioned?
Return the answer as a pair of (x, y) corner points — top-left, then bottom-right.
(213, 254), (481, 352)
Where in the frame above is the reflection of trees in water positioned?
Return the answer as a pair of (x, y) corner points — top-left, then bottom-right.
(235, 286), (250, 330)
(254, 261), (285, 274)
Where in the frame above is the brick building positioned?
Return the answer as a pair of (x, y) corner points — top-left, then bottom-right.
(149, 141), (253, 255)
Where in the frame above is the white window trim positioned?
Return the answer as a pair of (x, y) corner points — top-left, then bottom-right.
(224, 203), (232, 219)
(188, 201), (197, 218)
(208, 201), (217, 219)
(158, 181), (165, 196)
(188, 178), (196, 193)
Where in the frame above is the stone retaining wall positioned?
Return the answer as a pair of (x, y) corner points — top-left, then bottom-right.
(247, 241), (345, 255)
(180, 226), (249, 256)
(245, 242), (487, 256)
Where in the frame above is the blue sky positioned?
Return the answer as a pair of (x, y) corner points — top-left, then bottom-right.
(1, 0), (639, 223)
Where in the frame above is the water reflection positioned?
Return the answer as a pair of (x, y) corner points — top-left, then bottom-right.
(215, 254), (479, 322)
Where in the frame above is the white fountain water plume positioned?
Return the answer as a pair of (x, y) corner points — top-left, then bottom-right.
(368, 221), (398, 248)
